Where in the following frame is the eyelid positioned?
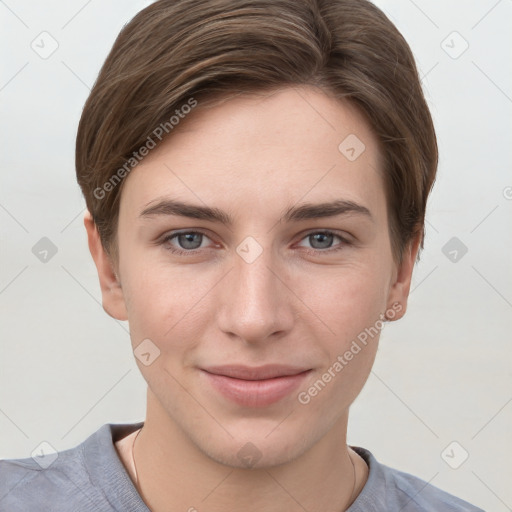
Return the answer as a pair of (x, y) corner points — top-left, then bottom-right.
(297, 228), (352, 240)
(161, 228), (212, 240)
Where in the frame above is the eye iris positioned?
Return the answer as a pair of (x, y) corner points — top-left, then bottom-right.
(310, 232), (333, 249)
(178, 233), (202, 249)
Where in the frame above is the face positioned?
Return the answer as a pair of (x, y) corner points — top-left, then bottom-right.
(87, 86), (418, 468)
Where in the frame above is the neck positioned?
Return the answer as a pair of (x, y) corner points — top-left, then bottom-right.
(130, 389), (367, 512)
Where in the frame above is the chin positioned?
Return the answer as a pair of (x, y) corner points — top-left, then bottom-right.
(201, 437), (304, 470)
(190, 416), (321, 470)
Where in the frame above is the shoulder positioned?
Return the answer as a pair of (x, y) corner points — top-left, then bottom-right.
(386, 465), (485, 512)
(349, 446), (485, 512)
(0, 441), (88, 511)
(0, 422), (145, 512)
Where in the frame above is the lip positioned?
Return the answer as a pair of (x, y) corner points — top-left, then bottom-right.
(200, 365), (311, 407)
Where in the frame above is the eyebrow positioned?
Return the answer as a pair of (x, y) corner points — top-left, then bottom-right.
(139, 198), (373, 224)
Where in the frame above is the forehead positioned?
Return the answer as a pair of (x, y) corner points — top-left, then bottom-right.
(120, 87), (385, 220)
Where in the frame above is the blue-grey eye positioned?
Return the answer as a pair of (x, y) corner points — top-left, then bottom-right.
(308, 232), (334, 249)
(176, 232), (203, 249)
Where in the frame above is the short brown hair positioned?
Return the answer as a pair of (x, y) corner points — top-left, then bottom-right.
(76, 0), (438, 265)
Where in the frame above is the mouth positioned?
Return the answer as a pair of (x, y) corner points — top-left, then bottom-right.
(200, 365), (312, 407)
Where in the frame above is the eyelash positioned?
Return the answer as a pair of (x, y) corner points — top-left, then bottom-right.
(160, 230), (351, 256)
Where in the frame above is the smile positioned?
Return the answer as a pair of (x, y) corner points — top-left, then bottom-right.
(200, 365), (312, 407)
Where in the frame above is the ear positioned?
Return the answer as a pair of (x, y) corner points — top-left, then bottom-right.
(385, 232), (422, 321)
(84, 210), (128, 321)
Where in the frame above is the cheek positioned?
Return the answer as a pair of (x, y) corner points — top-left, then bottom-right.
(303, 264), (388, 386)
(121, 258), (217, 350)
(308, 263), (390, 339)
(296, 271), (386, 414)
(124, 271), (211, 391)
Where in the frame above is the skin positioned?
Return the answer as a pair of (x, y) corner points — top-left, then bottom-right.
(85, 86), (420, 512)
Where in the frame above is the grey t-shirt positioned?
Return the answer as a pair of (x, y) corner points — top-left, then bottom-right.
(0, 422), (484, 511)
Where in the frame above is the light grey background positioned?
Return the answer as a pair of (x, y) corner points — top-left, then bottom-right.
(1, 1), (511, 510)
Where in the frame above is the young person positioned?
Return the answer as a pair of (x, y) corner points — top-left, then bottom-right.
(0, 0), (484, 510)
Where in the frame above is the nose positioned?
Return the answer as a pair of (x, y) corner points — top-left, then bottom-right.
(216, 244), (295, 344)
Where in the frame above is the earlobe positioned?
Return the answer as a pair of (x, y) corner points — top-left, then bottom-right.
(385, 233), (422, 321)
(83, 210), (128, 321)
